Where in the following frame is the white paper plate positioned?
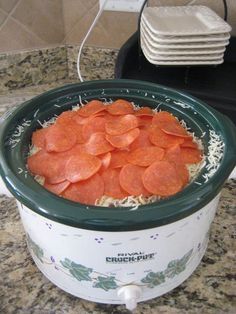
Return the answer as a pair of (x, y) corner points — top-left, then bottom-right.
(141, 29), (227, 55)
(142, 6), (232, 36)
(141, 46), (224, 65)
(141, 19), (230, 44)
(141, 39), (224, 60)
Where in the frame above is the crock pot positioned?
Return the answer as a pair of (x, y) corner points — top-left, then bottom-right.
(0, 80), (235, 310)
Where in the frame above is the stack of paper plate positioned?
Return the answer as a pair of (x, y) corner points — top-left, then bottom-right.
(141, 5), (232, 65)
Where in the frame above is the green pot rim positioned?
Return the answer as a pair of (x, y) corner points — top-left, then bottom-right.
(0, 79), (235, 231)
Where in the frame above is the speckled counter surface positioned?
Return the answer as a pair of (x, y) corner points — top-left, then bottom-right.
(0, 72), (236, 313)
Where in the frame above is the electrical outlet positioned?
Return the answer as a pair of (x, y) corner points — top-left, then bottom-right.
(100, 0), (144, 12)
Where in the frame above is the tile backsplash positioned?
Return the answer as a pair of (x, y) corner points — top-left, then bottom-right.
(0, 0), (64, 52)
(0, 0), (235, 53)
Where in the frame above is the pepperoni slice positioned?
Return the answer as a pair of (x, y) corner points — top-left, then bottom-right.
(77, 100), (105, 117)
(73, 114), (90, 125)
(164, 145), (189, 186)
(142, 161), (183, 196)
(152, 111), (177, 124)
(152, 111), (189, 137)
(91, 111), (107, 118)
(31, 128), (48, 149)
(100, 152), (111, 171)
(44, 180), (70, 195)
(164, 144), (182, 163)
(127, 146), (164, 166)
(161, 121), (190, 138)
(149, 126), (184, 148)
(56, 110), (77, 125)
(63, 143), (88, 156)
(63, 173), (104, 205)
(107, 99), (134, 115)
(106, 128), (140, 148)
(56, 113), (86, 144)
(84, 132), (114, 155)
(27, 150), (47, 176)
(165, 147), (189, 187)
(135, 107), (153, 116)
(137, 116), (152, 130)
(176, 163), (189, 187)
(180, 147), (202, 164)
(109, 150), (129, 168)
(45, 124), (77, 152)
(130, 129), (152, 150)
(27, 150), (67, 184)
(73, 123), (86, 144)
(65, 153), (101, 183)
(105, 114), (138, 135)
(119, 164), (151, 196)
(82, 116), (106, 141)
(101, 168), (128, 199)
(181, 138), (199, 149)
(57, 118), (86, 144)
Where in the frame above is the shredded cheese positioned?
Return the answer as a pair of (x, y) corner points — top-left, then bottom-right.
(37, 116), (57, 128)
(173, 101), (191, 109)
(8, 119), (32, 148)
(33, 109), (40, 117)
(96, 195), (160, 210)
(34, 175), (45, 185)
(28, 144), (40, 156)
(202, 130), (224, 183)
(18, 167), (23, 174)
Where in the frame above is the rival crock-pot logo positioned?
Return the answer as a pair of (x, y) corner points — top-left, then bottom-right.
(106, 251), (156, 264)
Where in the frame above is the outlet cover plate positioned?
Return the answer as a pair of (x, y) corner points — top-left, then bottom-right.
(100, 0), (144, 12)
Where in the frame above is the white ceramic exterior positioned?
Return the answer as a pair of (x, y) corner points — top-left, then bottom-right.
(16, 194), (220, 305)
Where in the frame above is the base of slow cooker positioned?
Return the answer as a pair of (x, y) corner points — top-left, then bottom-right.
(31, 247), (207, 305)
(19, 194), (220, 308)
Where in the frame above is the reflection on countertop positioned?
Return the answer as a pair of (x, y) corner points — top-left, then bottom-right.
(0, 51), (236, 314)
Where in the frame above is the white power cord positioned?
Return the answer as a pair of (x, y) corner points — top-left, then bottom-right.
(77, 0), (109, 82)
(186, 0), (198, 5)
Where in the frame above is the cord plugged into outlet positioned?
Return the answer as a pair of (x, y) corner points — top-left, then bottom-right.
(100, 0), (145, 12)
(77, 0), (145, 81)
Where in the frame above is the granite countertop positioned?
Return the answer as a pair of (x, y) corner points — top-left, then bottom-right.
(0, 81), (236, 313)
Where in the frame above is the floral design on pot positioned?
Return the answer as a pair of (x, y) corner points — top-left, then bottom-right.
(60, 258), (93, 282)
(60, 258), (119, 291)
(93, 276), (118, 291)
(164, 249), (193, 279)
(141, 271), (165, 288)
(26, 233), (194, 291)
(141, 249), (193, 288)
(26, 234), (44, 263)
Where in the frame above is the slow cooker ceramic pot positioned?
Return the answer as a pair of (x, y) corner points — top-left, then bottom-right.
(0, 80), (235, 310)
